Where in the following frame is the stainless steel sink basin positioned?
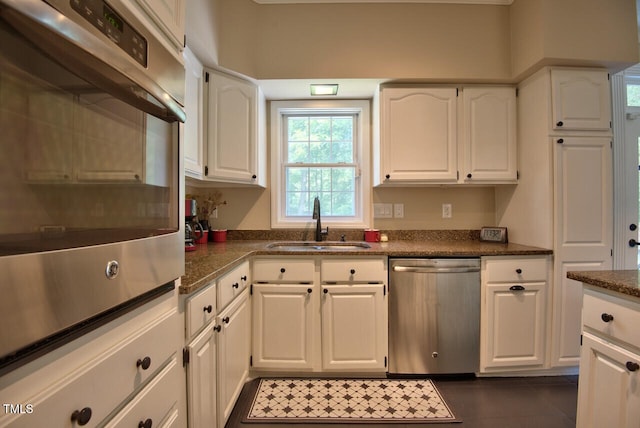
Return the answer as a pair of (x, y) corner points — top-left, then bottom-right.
(266, 241), (371, 251)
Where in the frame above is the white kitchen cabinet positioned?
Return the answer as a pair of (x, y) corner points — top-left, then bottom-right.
(134, 0), (185, 50)
(185, 322), (217, 428)
(576, 288), (640, 428)
(461, 86), (517, 183)
(376, 85), (516, 185)
(551, 69), (611, 131)
(379, 86), (458, 183)
(217, 288), (250, 428)
(480, 256), (549, 372)
(0, 288), (185, 428)
(183, 47), (205, 179)
(252, 284), (317, 370)
(204, 70), (266, 186)
(321, 283), (387, 371)
(218, 260), (250, 311)
(495, 67), (613, 369)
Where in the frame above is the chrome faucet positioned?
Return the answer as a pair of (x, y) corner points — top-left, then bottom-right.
(312, 196), (328, 242)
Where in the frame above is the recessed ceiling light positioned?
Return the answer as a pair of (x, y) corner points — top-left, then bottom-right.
(310, 84), (339, 96)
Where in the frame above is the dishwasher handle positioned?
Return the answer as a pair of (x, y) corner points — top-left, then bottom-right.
(392, 265), (480, 274)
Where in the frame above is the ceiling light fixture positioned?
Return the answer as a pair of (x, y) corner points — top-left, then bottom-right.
(310, 84), (339, 96)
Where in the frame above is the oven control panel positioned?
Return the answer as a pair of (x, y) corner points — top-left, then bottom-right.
(70, 0), (147, 67)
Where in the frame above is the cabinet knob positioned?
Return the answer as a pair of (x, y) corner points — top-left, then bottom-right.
(241, 275), (247, 281)
(223, 316), (230, 324)
(138, 418), (153, 428)
(601, 313), (614, 323)
(204, 305), (213, 313)
(232, 282), (239, 289)
(252, 174), (257, 180)
(509, 285), (525, 291)
(630, 224), (638, 231)
(629, 239), (638, 248)
(323, 288), (328, 294)
(214, 325), (221, 332)
(466, 173), (472, 179)
(515, 268), (522, 274)
(557, 138), (564, 144)
(626, 361), (640, 372)
(556, 121), (564, 127)
(136, 356), (151, 370)
(280, 268), (286, 273)
(385, 174), (390, 179)
(307, 288), (313, 294)
(350, 269), (356, 275)
(71, 407), (92, 426)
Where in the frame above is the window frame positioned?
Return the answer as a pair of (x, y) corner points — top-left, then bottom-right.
(270, 99), (371, 229)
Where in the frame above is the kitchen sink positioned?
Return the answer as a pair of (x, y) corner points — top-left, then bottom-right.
(266, 241), (371, 251)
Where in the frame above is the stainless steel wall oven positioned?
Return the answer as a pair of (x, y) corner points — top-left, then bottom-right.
(0, 0), (185, 374)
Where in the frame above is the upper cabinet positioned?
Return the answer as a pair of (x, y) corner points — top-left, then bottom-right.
(132, 0), (185, 51)
(202, 70), (266, 187)
(375, 85), (517, 185)
(551, 69), (611, 132)
(183, 48), (205, 179)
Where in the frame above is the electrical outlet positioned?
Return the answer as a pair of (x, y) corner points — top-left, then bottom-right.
(394, 203), (404, 218)
(442, 203), (452, 219)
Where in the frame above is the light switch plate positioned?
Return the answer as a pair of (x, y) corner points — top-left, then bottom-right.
(373, 203), (393, 218)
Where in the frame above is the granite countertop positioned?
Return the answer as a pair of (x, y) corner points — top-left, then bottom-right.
(182, 238), (552, 294)
(567, 270), (640, 299)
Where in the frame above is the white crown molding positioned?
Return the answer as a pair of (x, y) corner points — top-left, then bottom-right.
(253, 0), (514, 4)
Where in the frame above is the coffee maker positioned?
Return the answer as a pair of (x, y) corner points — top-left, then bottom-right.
(185, 199), (203, 252)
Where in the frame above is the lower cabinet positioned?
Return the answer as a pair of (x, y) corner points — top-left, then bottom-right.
(480, 256), (549, 372)
(186, 323), (217, 428)
(576, 287), (640, 428)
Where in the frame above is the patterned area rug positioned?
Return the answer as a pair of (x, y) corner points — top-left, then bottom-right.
(244, 378), (461, 424)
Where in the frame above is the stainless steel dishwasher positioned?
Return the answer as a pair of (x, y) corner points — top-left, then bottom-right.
(389, 258), (480, 375)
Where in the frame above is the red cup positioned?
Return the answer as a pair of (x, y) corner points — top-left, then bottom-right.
(212, 229), (227, 242)
(364, 229), (381, 242)
(195, 230), (208, 244)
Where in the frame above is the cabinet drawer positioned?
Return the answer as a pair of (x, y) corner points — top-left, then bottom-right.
(253, 258), (315, 283)
(218, 260), (250, 310)
(103, 357), (182, 428)
(583, 290), (640, 347)
(186, 282), (216, 339)
(321, 257), (387, 283)
(483, 256), (548, 283)
(3, 309), (179, 428)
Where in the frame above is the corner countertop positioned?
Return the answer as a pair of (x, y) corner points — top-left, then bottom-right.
(182, 239), (551, 294)
(567, 270), (640, 300)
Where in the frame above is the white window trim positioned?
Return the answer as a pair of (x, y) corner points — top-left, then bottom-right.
(270, 99), (372, 229)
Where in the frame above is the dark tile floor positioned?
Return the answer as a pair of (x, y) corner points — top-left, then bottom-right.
(225, 375), (578, 428)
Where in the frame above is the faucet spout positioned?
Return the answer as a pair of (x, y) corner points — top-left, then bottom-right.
(312, 197), (327, 241)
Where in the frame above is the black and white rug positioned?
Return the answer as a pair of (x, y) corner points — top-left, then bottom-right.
(244, 378), (461, 424)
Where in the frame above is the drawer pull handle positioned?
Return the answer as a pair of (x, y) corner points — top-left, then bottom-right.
(626, 361), (640, 372)
(509, 285), (525, 291)
(214, 325), (221, 332)
(601, 313), (614, 323)
(350, 269), (356, 275)
(223, 316), (230, 324)
(515, 268), (522, 274)
(280, 268), (286, 273)
(71, 407), (92, 425)
(241, 275), (247, 281)
(204, 305), (213, 313)
(232, 282), (239, 289)
(138, 418), (153, 428)
(136, 356), (151, 370)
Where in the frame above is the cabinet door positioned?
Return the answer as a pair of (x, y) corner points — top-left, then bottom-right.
(186, 324), (217, 428)
(183, 48), (204, 178)
(552, 136), (612, 366)
(482, 282), (546, 369)
(577, 333), (640, 428)
(217, 289), (250, 428)
(321, 284), (387, 371)
(462, 87), (517, 182)
(380, 87), (457, 182)
(134, 0), (185, 48)
(551, 69), (611, 131)
(252, 284), (316, 370)
(205, 71), (258, 184)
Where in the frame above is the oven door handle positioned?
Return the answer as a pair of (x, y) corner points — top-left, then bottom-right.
(0, 0), (186, 123)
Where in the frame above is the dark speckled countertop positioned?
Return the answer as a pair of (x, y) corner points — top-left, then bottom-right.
(182, 238), (552, 294)
(567, 270), (640, 300)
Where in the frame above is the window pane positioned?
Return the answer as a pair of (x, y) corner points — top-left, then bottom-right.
(310, 141), (331, 163)
(332, 192), (355, 216)
(332, 141), (353, 163)
(288, 117), (309, 141)
(310, 117), (331, 142)
(286, 191), (310, 216)
(288, 141), (309, 163)
(627, 84), (640, 107)
(285, 166), (355, 217)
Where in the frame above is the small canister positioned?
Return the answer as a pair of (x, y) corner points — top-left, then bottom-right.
(364, 229), (381, 242)
(212, 229), (227, 242)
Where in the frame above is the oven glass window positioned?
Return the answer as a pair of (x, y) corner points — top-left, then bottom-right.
(0, 21), (179, 256)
